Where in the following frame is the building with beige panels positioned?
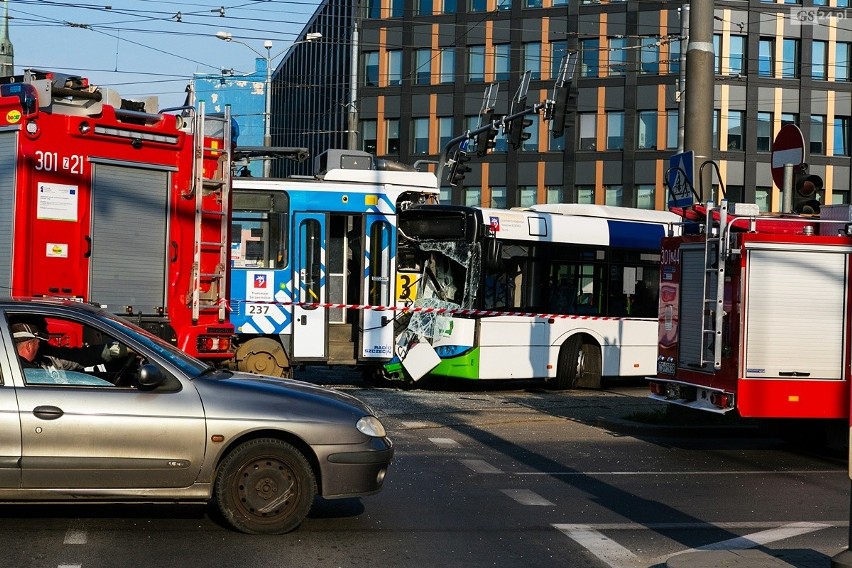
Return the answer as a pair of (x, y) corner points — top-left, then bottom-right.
(273, 0), (851, 212)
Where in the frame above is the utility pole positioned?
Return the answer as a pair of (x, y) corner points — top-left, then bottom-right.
(676, 5), (689, 153)
(683, 0), (714, 200)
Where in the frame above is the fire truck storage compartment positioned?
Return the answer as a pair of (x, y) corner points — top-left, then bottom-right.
(678, 244), (717, 371)
(743, 243), (848, 380)
(0, 130), (16, 292)
(90, 162), (170, 312)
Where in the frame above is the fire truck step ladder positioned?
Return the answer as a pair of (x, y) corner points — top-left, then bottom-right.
(191, 101), (232, 324)
(700, 200), (728, 370)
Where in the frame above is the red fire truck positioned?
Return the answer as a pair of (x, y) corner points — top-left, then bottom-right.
(648, 198), (852, 419)
(0, 70), (234, 361)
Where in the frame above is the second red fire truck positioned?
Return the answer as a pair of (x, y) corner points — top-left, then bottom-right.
(648, 196), (852, 420)
(0, 70), (234, 361)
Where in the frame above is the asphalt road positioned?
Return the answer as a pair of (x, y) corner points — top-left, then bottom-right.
(0, 369), (847, 568)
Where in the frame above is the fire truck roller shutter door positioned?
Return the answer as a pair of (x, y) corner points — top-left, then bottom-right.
(0, 131), (15, 293)
(90, 164), (169, 312)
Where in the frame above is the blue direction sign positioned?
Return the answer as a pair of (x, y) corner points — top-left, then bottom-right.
(667, 150), (695, 208)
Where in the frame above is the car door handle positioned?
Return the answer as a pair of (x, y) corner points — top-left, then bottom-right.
(33, 406), (63, 420)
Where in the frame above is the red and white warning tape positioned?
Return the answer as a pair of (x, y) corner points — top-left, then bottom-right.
(234, 300), (626, 321)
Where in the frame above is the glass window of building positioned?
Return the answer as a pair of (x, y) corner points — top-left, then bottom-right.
(553, 0), (568, 5)
(443, 0), (457, 12)
(668, 38), (681, 75)
(523, 42), (542, 80)
(468, 45), (485, 82)
(491, 187), (507, 208)
(726, 185), (744, 203)
(606, 111), (624, 150)
(364, 52), (379, 86)
(388, 50), (402, 85)
(811, 115), (825, 154)
(415, 48), (432, 85)
(637, 110), (657, 150)
(835, 190), (850, 205)
(465, 188), (481, 206)
(605, 185), (623, 206)
(577, 185), (595, 203)
(640, 37), (660, 74)
(417, 0), (433, 15)
(526, 0), (542, 7)
(470, 0), (486, 12)
(519, 186), (537, 207)
(782, 39), (800, 78)
(391, 0), (404, 17)
(840, 0), (849, 7)
(412, 118), (429, 154)
(727, 110), (744, 150)
(729, 35), (745, 75)
(782, 113), (798, 126)
(834, 116), (850, 156)
(386, 119), (400, 154)
(440, 186), (452, 203)
(580, 38), (599, 78)
(837, 42), (851, 82)
(498, 0), (511, 9)
(546, 186), (565, 203)
(636, 185), (655, 209)
(757, 112), (772, 152)
(440, 48), (455, 83)
(666, 109), (679, 149)
(755, 187), (771, 212)
(813, 40), (827, 80)
(712, 109), (719, 149)
(549, 133), (565, 151)
(366, 0), (380, 19)
(608, 37), (628, 76)
(439, 117), (453, 149)
(495, 44), (511, 81)
(759, 38), (774, 77)
(579, 113), (597, 150)
(713, 35), (722, 74)
(551, 41), (569, 80)
(361, 120), (377, 154)
(813, 0), (827, 4)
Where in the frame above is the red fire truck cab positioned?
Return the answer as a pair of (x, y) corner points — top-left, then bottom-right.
(649, 200), (852, 419)
(0, 70), (233, 360)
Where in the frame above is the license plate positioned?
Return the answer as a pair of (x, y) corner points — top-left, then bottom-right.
(657, 360), (676, 375)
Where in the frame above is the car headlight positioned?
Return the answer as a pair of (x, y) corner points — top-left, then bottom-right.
(356, 415), (387, 438)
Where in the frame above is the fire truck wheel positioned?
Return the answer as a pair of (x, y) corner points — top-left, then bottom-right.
(214, 438), (316, 534)
(555, 336), (602, 390)
(235, 337), (292, 378)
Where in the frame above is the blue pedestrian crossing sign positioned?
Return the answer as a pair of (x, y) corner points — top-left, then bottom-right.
(667, 150), (695, 208)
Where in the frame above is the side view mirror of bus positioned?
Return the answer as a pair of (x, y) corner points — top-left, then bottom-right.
(484, 237), (502, 271)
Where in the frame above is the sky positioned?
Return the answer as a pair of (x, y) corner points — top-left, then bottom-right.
(5, 0), (322, 109)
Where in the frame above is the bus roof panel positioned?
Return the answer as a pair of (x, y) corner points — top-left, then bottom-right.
(528, 203), (680, 224)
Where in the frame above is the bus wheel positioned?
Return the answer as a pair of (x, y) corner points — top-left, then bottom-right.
(555, 336), (602, 390)
(236, 337), (292, 378)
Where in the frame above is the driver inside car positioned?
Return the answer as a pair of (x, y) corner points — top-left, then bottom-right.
(12, 322), (127, 373)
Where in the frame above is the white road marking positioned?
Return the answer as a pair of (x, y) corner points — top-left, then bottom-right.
(63, 528), (87, 545)
(401, 421), (428, 429)
(554, 522), (836, 568)
(515, 469), (841, 476)
(555, 525), (639, 567)
(460, 459), (502, 474)
(429, 437), (460, 448)
(500, 489), (554, 506)
(58, 565), (82, 568)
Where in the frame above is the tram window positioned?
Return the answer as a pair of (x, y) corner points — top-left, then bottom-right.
(231, 191), (289, 269)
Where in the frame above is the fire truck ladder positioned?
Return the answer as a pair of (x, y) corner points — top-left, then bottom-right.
(700, 200), (729, 370)
(191, 101), (232, 324)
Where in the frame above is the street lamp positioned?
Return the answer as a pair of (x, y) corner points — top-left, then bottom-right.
(216, 31), (322, 176)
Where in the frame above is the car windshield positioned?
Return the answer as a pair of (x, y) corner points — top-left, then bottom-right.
(94, 311), (211, 377)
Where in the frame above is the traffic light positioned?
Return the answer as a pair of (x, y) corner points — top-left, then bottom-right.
(792, 164), (823, 214)
(550, 83), (570, 138)
(476, 108), (499, 157)
(509, 114), (533, 149)
(448, 150), (472, 187)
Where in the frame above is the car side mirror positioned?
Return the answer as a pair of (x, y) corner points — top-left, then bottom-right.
(137, 364), (165, 389)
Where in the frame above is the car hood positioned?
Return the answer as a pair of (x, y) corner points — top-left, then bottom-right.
(191, 370), (378, 434)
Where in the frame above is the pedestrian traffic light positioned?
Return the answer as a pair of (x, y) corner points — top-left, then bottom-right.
(792, 164), (823, 214)
(509, 114), (533, 149)
(476, 108), (499, 157)
(448, 150), (472, 187)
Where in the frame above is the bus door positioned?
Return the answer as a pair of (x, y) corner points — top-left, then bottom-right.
(360, 214), (395, 360)
(292, 212), (327, 360)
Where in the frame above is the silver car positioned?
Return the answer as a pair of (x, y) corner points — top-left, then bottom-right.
(0, 299), (393, 534)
